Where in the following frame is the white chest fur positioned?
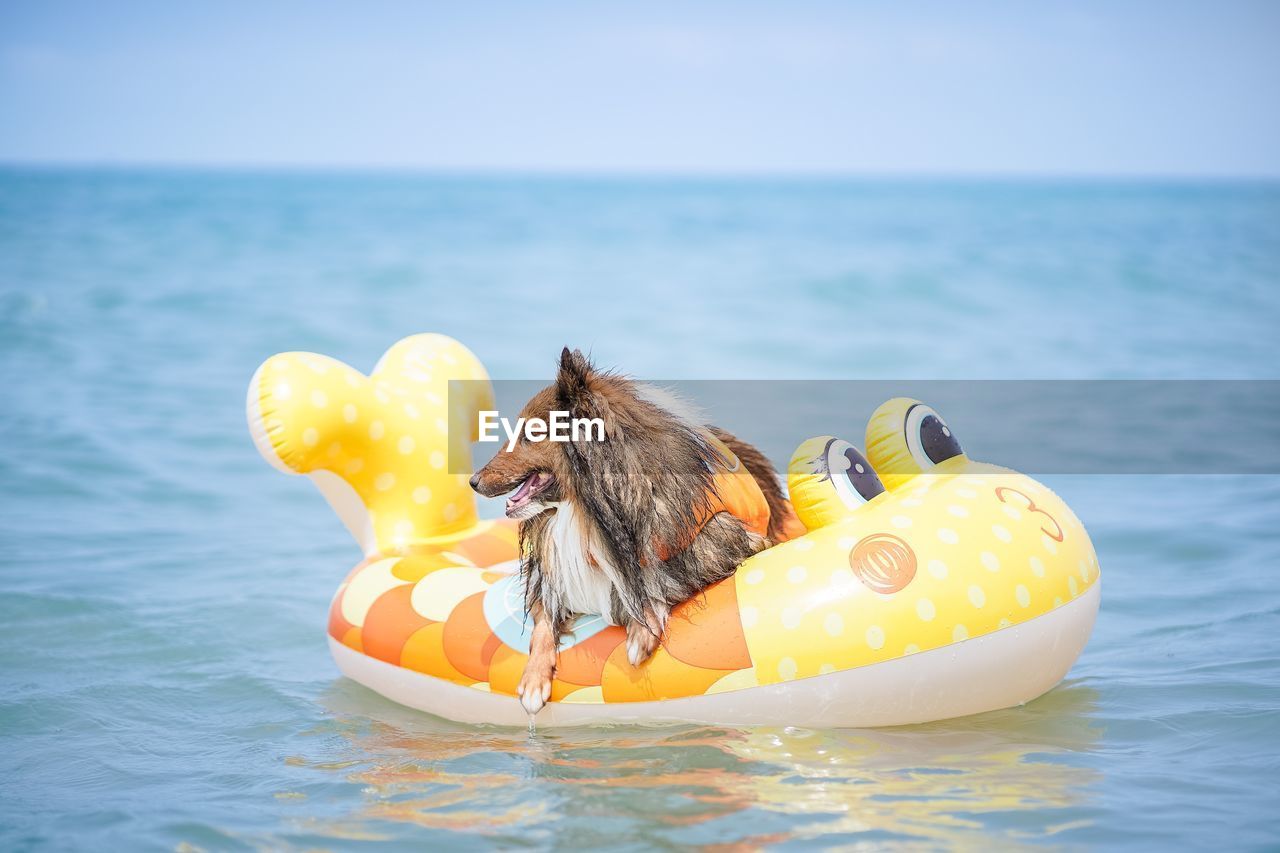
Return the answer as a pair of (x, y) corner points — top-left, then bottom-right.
(543, 501), (622, 624)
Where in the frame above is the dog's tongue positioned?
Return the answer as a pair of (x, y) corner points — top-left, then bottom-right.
(507, 473), (545, 508)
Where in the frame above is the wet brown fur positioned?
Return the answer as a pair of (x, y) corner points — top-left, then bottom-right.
(471, 348), (794, 710)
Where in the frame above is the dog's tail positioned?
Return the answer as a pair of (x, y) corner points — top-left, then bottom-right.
(709, 427), (802, 544)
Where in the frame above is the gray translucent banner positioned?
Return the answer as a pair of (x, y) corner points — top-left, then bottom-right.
(450, 380), (1280, 475)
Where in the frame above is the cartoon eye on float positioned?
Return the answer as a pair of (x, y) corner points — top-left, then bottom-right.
(786, 435), (888, 531)
(903, 403), (964, 469)
(820, 438), (886, 511)
(864, 398), (971, 489)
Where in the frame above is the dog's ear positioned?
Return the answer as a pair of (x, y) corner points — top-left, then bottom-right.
(557, 347), (591, 395)
(556, 347), (604, 419)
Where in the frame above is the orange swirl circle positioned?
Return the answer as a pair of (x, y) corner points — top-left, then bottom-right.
(849, 533), (917, 594)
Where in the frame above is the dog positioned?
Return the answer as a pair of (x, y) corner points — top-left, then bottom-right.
(470, 347), (796, 714)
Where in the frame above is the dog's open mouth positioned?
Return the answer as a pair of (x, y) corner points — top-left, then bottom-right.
(505, 472), (554, 517)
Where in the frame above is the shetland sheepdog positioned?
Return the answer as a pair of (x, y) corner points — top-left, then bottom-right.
(470, 348), (796, 714)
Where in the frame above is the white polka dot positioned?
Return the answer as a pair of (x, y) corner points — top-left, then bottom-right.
(310, 389), (328, 408)
(1015, 584), (1030, 607)
(818, 663), (837, 675)
(412, 486), (432, 504)
(953, 624), (969, 642)
(787, 565), (808, 584)
(955, 487), (977, 499)
(1079, 560), (1090, 582)
(900, 498), (923, 508)
(968, 585), (986, 608)
(891, 515), (913, 529)
(343, 404), (358, 423)
(927, 559), (949, 579)
(781, 607), (802, 630)
(1042, 535), (1059, 554)
(393, 519), (414, 539)
(854, 462), (864, 474)
(1001, 504), (1023, 521)
(302, 427), (319, 447)
(430, 451), (445, 470)
(823, 613), (844, 637)
(980, 551), (1000, 572)
(837, 537), (857, 550)
(442, 503), (459, 522)
(271, 358), (290, 372)
(398, 436), (416, 454)
(345, 457), (364, 475)
(375, 472), (396, 491)
(1069, 576), (1079, 597)
(992, 524), (1013, 543)
(435, 418), (448, 435)
(916, 598), (936, 621)
(274, 381), (292, 400)
(792, 538), (815, 552)
(937, 527), (960, 545)
(369, 420), (385, 440)
(404, 403), (419, 419)
(744, 568), (765, 585)
(344, 373), (361, 388)
(778, 657), (798, 680)
(947, 505), (970, 518)
(904, 644), (921, 655)
(375, 389), (390, 404)
(1054, 596), (1063, 607)
(865, 625), (885, 650)
(1029, 556), (1045, 577)
(740, 606), (758, 628)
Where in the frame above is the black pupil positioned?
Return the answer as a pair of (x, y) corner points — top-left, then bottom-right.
(842, 448), (886, 502)
(919, 414), (963, 464)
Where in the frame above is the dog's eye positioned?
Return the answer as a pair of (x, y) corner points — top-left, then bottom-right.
(904, 404), (963, 468)
(826, 440), (886, 509)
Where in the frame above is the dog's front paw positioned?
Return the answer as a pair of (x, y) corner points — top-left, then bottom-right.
(517, 665), (553, 715)
(625, 620), (661, 667)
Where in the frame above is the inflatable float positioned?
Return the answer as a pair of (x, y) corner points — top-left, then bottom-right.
(247, 334), (1099, 727)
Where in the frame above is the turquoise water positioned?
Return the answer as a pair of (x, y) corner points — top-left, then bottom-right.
(2, 169), (1279, 849)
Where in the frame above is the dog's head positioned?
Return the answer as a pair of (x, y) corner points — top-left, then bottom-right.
(469, 347), (610, 520)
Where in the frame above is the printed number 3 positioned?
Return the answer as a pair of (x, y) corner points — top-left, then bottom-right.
(994, 487), (1064, 542)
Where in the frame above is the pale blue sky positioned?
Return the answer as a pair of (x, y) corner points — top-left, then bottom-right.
(2, 1), (1278, 176)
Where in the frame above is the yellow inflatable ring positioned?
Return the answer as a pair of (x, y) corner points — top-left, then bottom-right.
(247, 334), (1099, 727)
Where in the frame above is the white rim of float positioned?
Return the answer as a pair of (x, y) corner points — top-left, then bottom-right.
(329, 581), (1099, 729)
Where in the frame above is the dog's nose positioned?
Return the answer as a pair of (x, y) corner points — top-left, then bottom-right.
(468, 472), (481, 491)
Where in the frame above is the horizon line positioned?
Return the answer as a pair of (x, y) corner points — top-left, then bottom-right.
(2, 158), (1280, 186)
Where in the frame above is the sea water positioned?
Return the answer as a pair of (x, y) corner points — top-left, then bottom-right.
(1, 168), (1278, 848)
